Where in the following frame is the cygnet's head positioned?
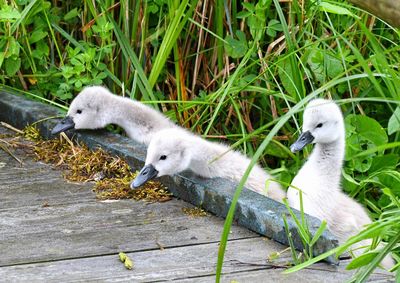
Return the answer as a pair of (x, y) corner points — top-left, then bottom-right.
(51, 86), (113, 135)
(131, 129), (192, 188)
(290, 99), (344, 152)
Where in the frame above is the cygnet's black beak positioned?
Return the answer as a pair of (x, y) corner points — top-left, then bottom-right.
(130, 164), (159, 189)
(51, 116), (75, 135)
(290, 131), (314, 153)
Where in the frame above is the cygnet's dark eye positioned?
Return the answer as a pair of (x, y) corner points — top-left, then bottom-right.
(77, 109), (82, 114)
(159, 155), (167, 161)
(316, 123), (323, 128)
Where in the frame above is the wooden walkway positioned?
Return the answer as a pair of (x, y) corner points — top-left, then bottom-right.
(0, 125), (392, 282)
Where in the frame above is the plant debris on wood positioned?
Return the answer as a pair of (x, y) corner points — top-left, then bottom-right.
(182, 207), (208, 217)
(14, 124), (172, 203)
(119, 252), (134, 270)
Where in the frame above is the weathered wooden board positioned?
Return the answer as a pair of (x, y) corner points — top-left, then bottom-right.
(1, 238), (392, 282)
(0, 195), (258, 266)
(0, 238), (365, 283)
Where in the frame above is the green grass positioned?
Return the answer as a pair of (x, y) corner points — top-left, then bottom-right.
(0, 0), (399, 281)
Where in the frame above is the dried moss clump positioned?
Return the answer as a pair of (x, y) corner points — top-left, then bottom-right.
(95, 172), (172, 202)
(182, 207), (208, 217)
(20, 124), (171, 202)
(23, 124), (42, 142)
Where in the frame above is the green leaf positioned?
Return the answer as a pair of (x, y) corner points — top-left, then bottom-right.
(236, 10), (252, 19)
(266, 19), (283, 37)
(64, 8), (79, 21)
(0, 6), (21, 20)
(345, 114), (388, 147)
(242, 2), (255, 11)
(224, 32), (248, 59)
(346, 252), (379, 270)
(388, 107), (400, 135)
(29, 30), (48, 44)
(325, 53), (343, 79)
(32, 40), (49, 58)
(306, 47), (325, 83)
(4, 57), (21, 76)
(319, 2), (354, 16)
(278, 58), (297, 97)
(5, 37), (20, 58)
(0, 52), (4, 68)
(370, 154), (399, 173)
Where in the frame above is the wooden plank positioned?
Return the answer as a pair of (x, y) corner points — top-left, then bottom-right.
(0, 179), (94, 209)
(0, 154), (95, 208)
(0, 238), (290, 282)
(1, 238), (391, 282)
(0, 198), (256, 266)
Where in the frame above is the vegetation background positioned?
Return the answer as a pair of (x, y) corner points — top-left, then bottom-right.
(1, 0), (399, 280)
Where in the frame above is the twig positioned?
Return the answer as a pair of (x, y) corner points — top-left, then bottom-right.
(60, 132), (76, 155)
(156, 241), (165, 251)
(0, 142), (23, 165)
(0, 122), (23, 134)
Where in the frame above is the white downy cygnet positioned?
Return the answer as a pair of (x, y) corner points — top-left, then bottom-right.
(287, 98), (394, 269)
(131, 127), (286, 202)
(51, 86), (176, 145)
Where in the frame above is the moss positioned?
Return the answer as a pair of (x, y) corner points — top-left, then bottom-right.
(20, 124), (171, 202)
(182, 207), (208, 217)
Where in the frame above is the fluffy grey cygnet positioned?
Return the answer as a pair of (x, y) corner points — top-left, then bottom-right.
(131, 127), (286, 203)
(51, 86), (176, 145)
(288, 98), (394, 269)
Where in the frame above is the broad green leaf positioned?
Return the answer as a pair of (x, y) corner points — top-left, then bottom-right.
(319, 2), (354, 16)
(0, 6), (21, 20)
(242, 2), (255, 11)
(236, 10), (252, 19)
(29, 30), (48, 44)
(370, 154), (399, 173)
(345, 114), (388, 146)
(388, 107), (400, 135)
(266, 19), (283, 37)
(5, 37), (20, 58)
(278, 58), (297, 97)
(224, 32), (248, 59)
(325, 53), (343, 79)
(4, 57), (21, 76)
(377, 171), (400, 195)
(64, 8), (79, 21)
(346, 252), (378, 270)
(307, 47), (325, 83)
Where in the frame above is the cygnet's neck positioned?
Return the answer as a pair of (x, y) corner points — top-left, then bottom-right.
(180, 134), (284, 201)
(107, 96), (175, 144)
(188, 138), (282, 195)
(308, 135), (345, 179)
(187, 138), (226, 178)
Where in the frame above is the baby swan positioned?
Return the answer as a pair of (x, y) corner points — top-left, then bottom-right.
(131, 128), (285, 202)
(288, 98), (393, 269)
(51, 86), (176, 145)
